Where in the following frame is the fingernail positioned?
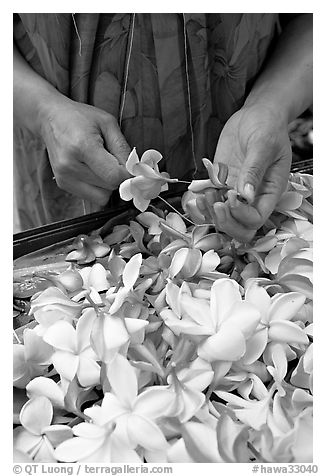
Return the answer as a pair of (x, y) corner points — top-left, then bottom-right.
(243, 183), (255, 203)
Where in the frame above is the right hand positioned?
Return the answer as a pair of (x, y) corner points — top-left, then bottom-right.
(40, 96), (131, 206)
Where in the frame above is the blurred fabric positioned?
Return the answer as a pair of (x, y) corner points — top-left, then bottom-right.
(14, 13), (281, 230)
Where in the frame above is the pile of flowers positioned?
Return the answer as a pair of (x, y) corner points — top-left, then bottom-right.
(13, 149), (313, 463)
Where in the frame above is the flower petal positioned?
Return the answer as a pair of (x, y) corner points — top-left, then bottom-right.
(134, 386), (174, 419)
(169, 248), (188, 278)
(77, 356), (101, 387)
(198, 325), (246, 362)
(13, 426), (42, 454)
(24, 328), (53, 364)
(76, 308), (97, 353)
(210, 279), (242, 327)
(26, 377), (65, 408)
(103, 315), (130, 350)
(226, 301), (261, 338)
(178, 359), (214, 391)
(160, 309), (213, 336)
(124, 318), (148, 335)
(140, 149), (163, 168)
(179, 385), (205, 423)
(52, 351), (79, 381)
(245, 283), (271, 318)
(125, 148), (140, 174)
(269, 292), (306, 322)
(55, 435), (105, 462)
(268, 320), (309, 345)
(13, 345), (28, 381)
(88, 263), (109, 292)
(182, 421), (222, 462)
(199, 250), (220, 274)
(276, 191), (303, 211)
(86, 394), (126, 425)
(20, 396), (53, 435)
(241, 328), (269, 365)
(73, 422), (106, 439)
(111, 438), (142, 463)
(123, 253), (142, 289)
(43, 321), (77, 353)
(107, 354), (138, 406)
(167, 438), (194, 463)
(127, 414), (168, 451)
(109, 288), (129, 315)
(181, 294), (214, 331)
(133, 194), (151, 212)
(119, 179), (134, 201)
(43, 424), (74, 448)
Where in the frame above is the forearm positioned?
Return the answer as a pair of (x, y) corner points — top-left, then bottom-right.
(245, 14), (312, 123)
(13, 43), (65, 136)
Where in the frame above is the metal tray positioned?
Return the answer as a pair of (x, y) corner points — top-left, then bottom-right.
(13, 159), (313, 260)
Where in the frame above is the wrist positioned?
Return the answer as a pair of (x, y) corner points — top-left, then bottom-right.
(244, 89), (290, 126)
(36, 87), (71, 140)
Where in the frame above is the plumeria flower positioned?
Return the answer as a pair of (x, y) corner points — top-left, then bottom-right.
(86, 354), (174, 452)
(30, 287), (83, 330)
(90, 254), (149, 361)
(119, 149), (178, 211)
(188, 159), (229, 193)
(215, 411), (251, 463)
(26, 377), (66, 409)
(55, 420), (141, 463)
(166, 357), (214, 423)
(254, 389), (313, 463)
(13, 169), (313, 464)
(242, 283), (308, 367)
(161, 279), (261, 363)
(290, 342), (313, 391)
(66, 234), (110, 264)
(168, 247), (221, 280)
(78, 262), (110, 293)
(107, 253), (143, 314)
(137, 211), (164, 237)
(43, 308), (100, 387)
(181, 420), (223, 462)
(13, 396), (73, 462)
(215, 384), (275, 432)
(265, 235), (310, 276)
(14, 328), (53, 388)
(274, 248), (313, 300)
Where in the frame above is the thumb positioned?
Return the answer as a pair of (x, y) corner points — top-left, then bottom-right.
(237, 139), (275, 203)
(100, 117), (131, 165)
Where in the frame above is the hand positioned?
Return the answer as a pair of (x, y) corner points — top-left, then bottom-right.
(212, 104), (292, 242)
(40, 97), (131, 205)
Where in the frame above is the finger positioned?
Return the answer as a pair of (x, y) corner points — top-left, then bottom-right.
(237, 139), (276, 204)
(213, 202), (257, 243)
(56, 176), (112, 206)
(100, 118), (131, 165)
(227, 190), (265, 229)
(83, 145), (130, 190)
(72, 162), (120, 189)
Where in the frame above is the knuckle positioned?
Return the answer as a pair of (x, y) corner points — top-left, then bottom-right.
(56, 156), (71, 175)
(245, 165), (263, 184)
(54, 174), (66, 189)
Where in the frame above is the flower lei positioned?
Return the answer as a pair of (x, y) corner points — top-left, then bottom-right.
(13, 149), (313, 463)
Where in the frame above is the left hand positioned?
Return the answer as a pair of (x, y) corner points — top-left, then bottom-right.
(212, 103), (292, 242)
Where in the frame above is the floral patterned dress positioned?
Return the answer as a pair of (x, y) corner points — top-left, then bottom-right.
(13, 13), (279, 230)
